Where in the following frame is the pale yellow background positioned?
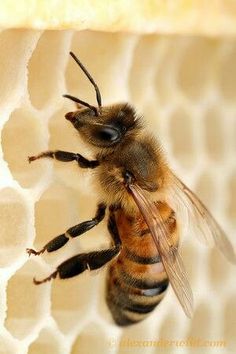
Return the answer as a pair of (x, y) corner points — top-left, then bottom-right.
(0, 29), (235, 354)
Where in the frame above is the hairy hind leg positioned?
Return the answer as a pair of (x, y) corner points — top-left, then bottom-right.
(33, 245), (120, 285)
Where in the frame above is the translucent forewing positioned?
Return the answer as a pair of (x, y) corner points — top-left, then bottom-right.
(169, 174), (236, 264)
(129, 184), (194, 318)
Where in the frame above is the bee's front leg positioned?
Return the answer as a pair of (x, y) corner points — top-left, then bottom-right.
(28, 150), (99, 169)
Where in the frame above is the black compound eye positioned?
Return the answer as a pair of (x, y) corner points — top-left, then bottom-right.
(97, 126), (120, 142)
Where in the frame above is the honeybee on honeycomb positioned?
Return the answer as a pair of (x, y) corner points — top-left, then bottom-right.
(27, 52), (236, 326)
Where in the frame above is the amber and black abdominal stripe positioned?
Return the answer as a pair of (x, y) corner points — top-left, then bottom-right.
(27, 51), (236, 327)
(106, 207), (175, 326)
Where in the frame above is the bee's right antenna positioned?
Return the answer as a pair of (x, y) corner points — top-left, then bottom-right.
(69, 51), (102, 109)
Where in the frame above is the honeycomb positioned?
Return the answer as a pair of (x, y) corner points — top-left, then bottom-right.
(0, 29), (235, 354)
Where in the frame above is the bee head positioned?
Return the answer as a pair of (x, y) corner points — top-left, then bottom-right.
(63, 52), (138, 148)
(65, 103), (138, 148)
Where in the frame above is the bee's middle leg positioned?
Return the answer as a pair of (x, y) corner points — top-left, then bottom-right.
(27, 203), (106, 256)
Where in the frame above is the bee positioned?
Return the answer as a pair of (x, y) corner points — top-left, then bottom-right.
(27, 52), (236, 326)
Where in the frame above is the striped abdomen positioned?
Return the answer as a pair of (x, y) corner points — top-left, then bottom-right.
(106, 202), (177, 326)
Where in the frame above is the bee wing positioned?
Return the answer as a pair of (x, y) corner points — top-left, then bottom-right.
(129, 183), (194, 318)
(168, 174), (236, 264)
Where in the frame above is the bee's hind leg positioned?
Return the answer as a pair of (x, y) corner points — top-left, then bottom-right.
(33, 270), (57, 285)
(33, 245), (120, 285)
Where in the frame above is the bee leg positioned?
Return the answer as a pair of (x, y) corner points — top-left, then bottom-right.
(28, 150), (99, 169)
(33, 245), (120, 285)
(26, 203), (106, 256)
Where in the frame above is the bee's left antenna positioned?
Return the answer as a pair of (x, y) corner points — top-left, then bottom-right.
(63, 94), (99, 116)
(69, 51), (102, 108)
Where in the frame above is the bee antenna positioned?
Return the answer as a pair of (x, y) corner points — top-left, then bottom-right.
(63, 94), (99, 116)
(69, 51), (102, 109)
